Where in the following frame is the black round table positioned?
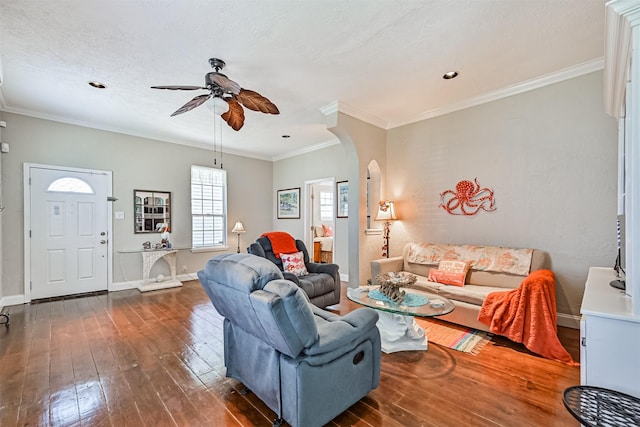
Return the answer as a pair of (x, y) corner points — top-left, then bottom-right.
(563, 385), (640, 427)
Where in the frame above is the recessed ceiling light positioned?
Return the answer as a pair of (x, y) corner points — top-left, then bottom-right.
(88, 81), (106, 89)
(442, 71), (459, 80)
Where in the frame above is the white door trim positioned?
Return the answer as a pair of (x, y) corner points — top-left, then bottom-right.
(23, 163), (113, 301)
(304, 177), (335, 255)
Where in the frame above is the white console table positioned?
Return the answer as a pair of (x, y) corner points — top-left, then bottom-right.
(138, 249), (182, 292)
(580, 267), (640, 398)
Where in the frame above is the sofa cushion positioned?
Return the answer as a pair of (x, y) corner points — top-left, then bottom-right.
(436, 284), (507, 306)
(406, 243), (533, 276)
(400, 243), (546, 289)
(439, 260), (470, 274)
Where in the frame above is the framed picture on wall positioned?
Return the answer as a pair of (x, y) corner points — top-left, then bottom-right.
(277, 187), (301, 219)
(337, 181), (348, 218)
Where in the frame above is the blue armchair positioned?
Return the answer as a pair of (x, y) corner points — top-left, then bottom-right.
(248, 236), (340, 308)
(197, 253), (381, 427)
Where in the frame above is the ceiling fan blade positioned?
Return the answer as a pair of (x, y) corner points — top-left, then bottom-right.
(221, 99), (245, 131)
(236, 89), (280, 114)
(211, 74), (241, 95)
(170, 94), (211, 116)
(151, 85), (206, 90)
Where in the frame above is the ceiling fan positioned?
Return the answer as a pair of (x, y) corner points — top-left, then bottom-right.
(151, 58), (279, 131)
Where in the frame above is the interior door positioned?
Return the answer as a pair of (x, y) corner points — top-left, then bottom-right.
(29, 166), (109, 299)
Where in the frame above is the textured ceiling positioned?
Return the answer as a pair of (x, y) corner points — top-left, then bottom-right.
(0, 0), (606, 160)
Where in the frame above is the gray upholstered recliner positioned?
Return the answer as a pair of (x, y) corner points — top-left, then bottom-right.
(197, 253), (381, 427)
(248, 236), (340, 308)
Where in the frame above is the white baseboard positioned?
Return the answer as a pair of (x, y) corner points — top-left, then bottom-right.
(111, 273), (199, 293)
(0, 274), (200, 307)
(1, 294), (26, 308)
(110, 280), (139, 292)
(179, 273), (199, 282)
(557, 312), (581, 329)
(340, 273), (349, 282)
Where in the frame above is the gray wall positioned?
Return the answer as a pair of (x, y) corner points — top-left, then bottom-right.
(326, 112), (387, 286)
(0, 112), (273, 298)
(273, 143), (350, 275)
(387, 71), (618, 316)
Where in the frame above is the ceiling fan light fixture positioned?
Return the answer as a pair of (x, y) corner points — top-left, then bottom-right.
(443, 71), (459, 80)
(152, 57), (279, 131)
(206, 96), (229, 116)
(88, 81), (106, 89)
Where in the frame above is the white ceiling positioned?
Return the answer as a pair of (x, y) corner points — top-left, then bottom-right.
(0, 0), (606, 161)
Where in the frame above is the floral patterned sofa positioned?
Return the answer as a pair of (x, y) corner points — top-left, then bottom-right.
(370, 242), (548, 332)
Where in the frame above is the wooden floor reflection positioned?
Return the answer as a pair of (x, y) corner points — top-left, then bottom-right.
(0, 280), (580, 426)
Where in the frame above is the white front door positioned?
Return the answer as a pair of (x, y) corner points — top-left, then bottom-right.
(28, 166), (109, 299)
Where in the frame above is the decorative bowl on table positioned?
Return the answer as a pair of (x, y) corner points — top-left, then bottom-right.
(373, 272), (417, 303)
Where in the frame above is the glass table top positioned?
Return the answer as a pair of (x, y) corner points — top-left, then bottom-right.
(347, 285), (455, 317)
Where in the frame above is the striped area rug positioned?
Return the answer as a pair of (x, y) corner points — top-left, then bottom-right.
(415, 318), (493, 355)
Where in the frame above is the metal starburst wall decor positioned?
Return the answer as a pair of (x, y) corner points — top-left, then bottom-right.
(439, 178), (496, 216)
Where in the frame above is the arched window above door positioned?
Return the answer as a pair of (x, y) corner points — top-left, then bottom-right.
(47, 177), (95, 194)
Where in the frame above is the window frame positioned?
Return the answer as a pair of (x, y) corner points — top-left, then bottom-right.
(319, 190), (333, 221)
(191, 165), (227, 250)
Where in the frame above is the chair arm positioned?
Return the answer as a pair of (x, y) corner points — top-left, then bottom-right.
(306, 262), (339, 277)
(370, 256), (404, 283)
(305, 308), (379, 357)
(339, 308), (379, 330)
(282, 271), (300, 285)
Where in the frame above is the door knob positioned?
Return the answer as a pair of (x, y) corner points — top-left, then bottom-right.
(100, 240), (107, 244)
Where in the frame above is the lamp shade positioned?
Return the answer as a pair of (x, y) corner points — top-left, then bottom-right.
(232, 221), (246, 233)
(375, 201), (397, 221)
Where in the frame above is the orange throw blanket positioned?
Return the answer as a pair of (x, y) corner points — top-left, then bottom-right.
(477, 269), (578, 366)
(261, 232), (298, 258)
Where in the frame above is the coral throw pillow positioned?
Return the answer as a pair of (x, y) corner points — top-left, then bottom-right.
(428, 260), (470, 287)
(322, 224), (333, 237)
(428, 270), (466, 287)
(280, 251), (308, 276)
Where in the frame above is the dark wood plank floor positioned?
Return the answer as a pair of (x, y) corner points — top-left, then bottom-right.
(0, 281), (580, 426)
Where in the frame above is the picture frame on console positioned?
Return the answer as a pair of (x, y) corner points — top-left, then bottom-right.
(277, 187), (300, 219)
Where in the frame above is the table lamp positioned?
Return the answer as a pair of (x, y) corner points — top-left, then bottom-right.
(375, 201), (397, 258)
(231, 221), (246, 253)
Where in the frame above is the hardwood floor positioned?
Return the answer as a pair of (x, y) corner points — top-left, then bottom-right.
(0, 281), (580, 426)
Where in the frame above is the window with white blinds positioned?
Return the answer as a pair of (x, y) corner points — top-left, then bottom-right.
(191, 165), (227, 249)
(320, 191), (333, 221)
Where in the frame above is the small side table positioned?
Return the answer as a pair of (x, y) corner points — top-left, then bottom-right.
(563, 385), (640, 427)
(313, 241), (321, 263)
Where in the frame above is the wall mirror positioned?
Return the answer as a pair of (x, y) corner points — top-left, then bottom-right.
(134, 190), (171, 233)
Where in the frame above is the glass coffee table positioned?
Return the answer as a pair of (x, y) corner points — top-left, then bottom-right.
(347, 285), (455, 353)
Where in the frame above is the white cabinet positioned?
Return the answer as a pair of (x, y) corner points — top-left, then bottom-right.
(580, 267), (640, 398)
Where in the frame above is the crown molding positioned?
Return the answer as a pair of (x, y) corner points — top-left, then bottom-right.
(391, 58), (604, 128)
(324, 59), (604, 131)
(321, 100), (388, 129)
(0, 105), (274, 161)
(271, 138), (340, 162)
